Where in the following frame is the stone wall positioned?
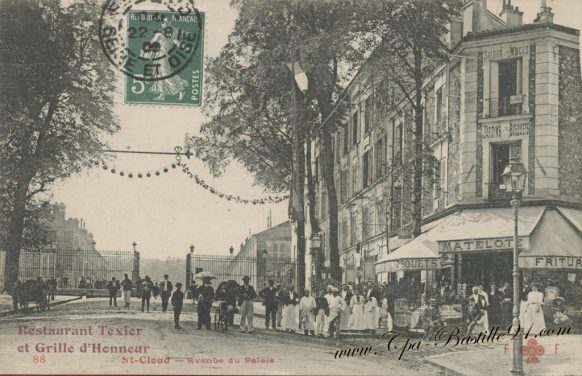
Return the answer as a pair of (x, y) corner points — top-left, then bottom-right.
(558, 46), (582, 200)
(447, 63), (462, 205)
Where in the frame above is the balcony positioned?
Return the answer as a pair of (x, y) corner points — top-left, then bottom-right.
(489, 96), (524, 118)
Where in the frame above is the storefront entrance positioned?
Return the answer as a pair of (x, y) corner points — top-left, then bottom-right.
(461, 251), (512, 287)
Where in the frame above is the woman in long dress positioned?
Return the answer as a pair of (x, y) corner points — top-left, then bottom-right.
(299, 290), (316, 335)
(349, 290), (365, 330)
(524, 284), (545, 333)
(281, 286), (299, 332)
(363, 288), (379, 333)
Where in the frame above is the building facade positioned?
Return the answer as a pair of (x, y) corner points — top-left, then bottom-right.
(307, 0), (582, 293)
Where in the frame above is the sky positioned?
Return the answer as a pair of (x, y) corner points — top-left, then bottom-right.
(51, 0), (582, 260)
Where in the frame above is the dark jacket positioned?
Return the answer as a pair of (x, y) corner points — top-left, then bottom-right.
(316, 296), (329, 315)
(238, 284), (257, 306)
(171, 290), (184, 310)
(121, 278), (133, 291)
(215, 288), (237, 306)
(160, 280), (173, 295)
(198, 284), (215, 305)
(139, 281), (153, 298)
(107, 280), (121, 293)
(340, 290), (353, 307)
(259, 286), (279, 307)
(280, 291), (299, 306)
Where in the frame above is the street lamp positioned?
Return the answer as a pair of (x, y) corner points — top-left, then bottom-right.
(132, 242), (137, 252)
(311, 233), (322, 292)
(190, 244), (195, 253)
(500, 160), (528, 376)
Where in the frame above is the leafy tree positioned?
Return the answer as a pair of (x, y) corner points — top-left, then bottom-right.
(361, 0), (462, 237)
(0, 0), (119, 290)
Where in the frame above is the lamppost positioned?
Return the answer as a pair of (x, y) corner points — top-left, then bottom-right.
(311, 233), (322, 292)
(261, 249), (268, 290)
(186, 244), (195, 290)
(132, 242), (137, 252)
(500, 160), (528, 376)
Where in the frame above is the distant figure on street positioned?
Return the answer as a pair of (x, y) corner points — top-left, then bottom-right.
(299, 289), (316, 336)
(79, 276), (86, 289)
(259, 279), (279, 329)
(238, 276), (257, 333)
(160, 274), (173, 312)
(281, 285), (299, 333)
(197, 277), (214, 330)
(62, 276), (68, 289)
(275, 283), (283, 327)
(121, 274), (133, 308)
(191, 280), (198, 304)
(171, 282), (184, 329)
(140, 276), (153, 312)
(12, 279), (22, 311)
(107, 277), (121, 307)
(135, 276), (144, 298)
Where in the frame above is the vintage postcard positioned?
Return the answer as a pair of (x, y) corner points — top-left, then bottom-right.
(1, 0), (582, 375)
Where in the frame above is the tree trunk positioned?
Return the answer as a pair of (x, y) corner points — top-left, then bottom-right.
(295, 138), (306, 293)
(305, 140), (320, 236)
(3, 170), (33, 293)
(411, 48), (424, 237)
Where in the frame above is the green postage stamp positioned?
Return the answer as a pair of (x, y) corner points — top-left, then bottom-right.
(123, 10), (204, 106)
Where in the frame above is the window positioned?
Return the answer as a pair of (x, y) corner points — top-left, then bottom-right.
(341, 220), (349, 250)
(321, 189), (327, 218)
(352, 111), (359, 146)
(350, 217), (356, 246)
(314, 157), (319, 184)
(393, 122), (403, 165)
(375, 137), (385, 179)
(351, 162), (359, 194)
(340, 169), (348, 203)
(491, 58), (522, 117)
(436, 86), (444, 123)
(391, 186), (402, 230)
(364, 96), (373, 133)
(362, 205), (372, 240)
(342, 126), (348, 155)
(362, 151), (370, 189)
(489, 141), (521, 199)
(440, 158), (446, 193)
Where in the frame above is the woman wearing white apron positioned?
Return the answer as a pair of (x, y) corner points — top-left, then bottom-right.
(363, 288), (379, 333)
(524, 284), (545, 333)
(349, 290), (365, 330)
(281, 286), (300, 332)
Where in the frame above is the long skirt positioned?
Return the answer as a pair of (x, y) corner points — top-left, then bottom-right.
(524, 302), (545, 333)
(300, 309), (316, 331)
(281, 304), (298, 330)
(349, 304), (365, 330)
(339, 307), (351, 330)
(363, 303), (379, 330)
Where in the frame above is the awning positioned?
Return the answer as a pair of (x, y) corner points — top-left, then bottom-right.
(375, 216), (453, 272)
(519, 207), (582, 269)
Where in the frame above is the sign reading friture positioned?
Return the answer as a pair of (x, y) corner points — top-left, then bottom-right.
(438, 237), (528, 253)
(519, 256), (582, 269)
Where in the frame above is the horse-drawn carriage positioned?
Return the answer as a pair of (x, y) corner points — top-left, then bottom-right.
(213, 280), (239, 332)
(14, 278), (56, 313)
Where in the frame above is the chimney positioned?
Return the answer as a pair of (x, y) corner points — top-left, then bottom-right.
(500, 0), (523, 27)
(534, 0), (554, 24)
(462, 0), (487, 36)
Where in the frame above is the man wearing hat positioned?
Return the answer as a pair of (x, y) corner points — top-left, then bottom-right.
(197, 277), (214, 330)
(171, 282), (184, 329)
(259, 279), (279, 329)
(238, 276), (257, 333)
(160, 274), (173, 312)
(422, 298), (443, 340)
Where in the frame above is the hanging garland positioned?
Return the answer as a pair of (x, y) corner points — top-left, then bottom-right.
(176, 160), (288, 205)
(92, 160), (177, 179)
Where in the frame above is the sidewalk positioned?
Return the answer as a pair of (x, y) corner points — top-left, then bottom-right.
(0, 294), (81, 317)
(424, 335), (582, 376)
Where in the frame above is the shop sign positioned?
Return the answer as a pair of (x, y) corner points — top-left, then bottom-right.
(519, 256), (582, 269)
(438, 237), (528, 253)
(482, 119), (530, 139)
(396, 258), (442, 270)
(482, 44), (529, 60)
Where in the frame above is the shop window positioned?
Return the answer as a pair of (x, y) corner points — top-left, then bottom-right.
(489, 141), (521, 200)
(491, 58), (523, 117)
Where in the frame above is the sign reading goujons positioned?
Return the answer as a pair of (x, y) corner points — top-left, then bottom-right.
(438, 237), (529, 253)
(482, 119), (530, 139)
(482, 44), (529, 60)
(519, 256), (582, 269)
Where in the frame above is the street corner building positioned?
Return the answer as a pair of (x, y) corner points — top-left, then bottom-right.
(303, 0), (582, 326)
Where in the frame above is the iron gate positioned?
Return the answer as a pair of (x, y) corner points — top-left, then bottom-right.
(186, 253), (296, 292)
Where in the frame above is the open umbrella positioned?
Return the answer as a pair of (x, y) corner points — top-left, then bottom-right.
(194, 271), (217, 280)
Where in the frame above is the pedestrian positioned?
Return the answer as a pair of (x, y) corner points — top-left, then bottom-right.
(171, 282), (184, 329)
(488, 283), (502, 328)
(315, 290), (329, 337)
(63, 276), (68, 289)
(363, 286), (379, 334)
(11, 279), (21, 311)
(423, 298), (443, 340)
(275, 283), (283, 327)
(140, 276), (153, 312)
(467, 286), (487, 335)
(238, 275), (257, 333)
(197, 277), (214, 330)
(259, 279), (279, 329)
(325, 287), (346, 338)
(500, 282), (513, 329)
(340, 284), (352, 331)
(349, 288), (365, 330)
(215, 282), (237, 326)
(281, 285), (299, 333)
(135, 276), (144, 298)
(121, 274), (133, 308)
(299, 289), (316, 336)
(107, 277), (121, 307)
(524, 283), (545, 333)
(191, 280), (198, 304)
(160, 274), (173, 312)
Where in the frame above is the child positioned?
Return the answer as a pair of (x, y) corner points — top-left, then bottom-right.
(172, 282), (184, 329)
